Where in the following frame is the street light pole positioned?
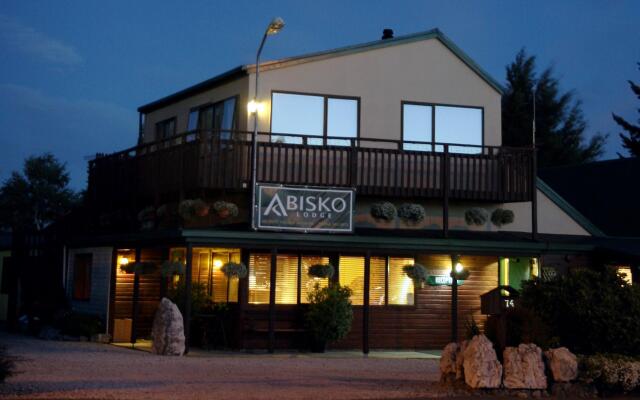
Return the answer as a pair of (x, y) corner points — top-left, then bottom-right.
(250, 17), (284, 231)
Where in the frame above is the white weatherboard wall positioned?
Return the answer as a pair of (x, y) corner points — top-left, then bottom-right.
(66, 247), (113, 323)
(251, 38), (502, 146)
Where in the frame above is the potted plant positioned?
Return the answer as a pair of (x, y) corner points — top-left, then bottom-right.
(402, 263), (428, 288)
(370, 202), (397, 222)
(397, 203), (426, 224)
(491, 208), (515, 227)
(465, 207), (489, 226)
(307, 263), (335, 279)
(306, 283), (353, 352)
(221, 261), (248, 279)
(178, 199), (209, 221)
(212, 201), (239, 219)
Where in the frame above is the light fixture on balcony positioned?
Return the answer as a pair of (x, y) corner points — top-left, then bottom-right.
(247, 100), (265, 114)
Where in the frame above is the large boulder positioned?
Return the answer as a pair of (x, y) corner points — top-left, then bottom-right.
(151, 298), (185, 356)
(545, 347), (578, 382)
(503, 344), (547, 389)
(440, 342), (459, 377)
(455, 340), (468, 380)
(462, 335), (502, 389)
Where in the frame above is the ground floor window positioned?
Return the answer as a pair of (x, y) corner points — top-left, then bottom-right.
(499, 257), (539, 290)
(369, 256), (415, 306)
(615, 265), (633, 285)
(192, 248), (241, 303)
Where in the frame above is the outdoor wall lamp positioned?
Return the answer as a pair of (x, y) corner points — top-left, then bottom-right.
(250, 17), (285, 231)
(247, 100), (265, 114)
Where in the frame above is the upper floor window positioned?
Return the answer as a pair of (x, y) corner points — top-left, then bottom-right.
(187, 97), (237, 139)
(402, 102), (482, 153)
(271, 92), (359, 146)
(155, 117), (176, 141)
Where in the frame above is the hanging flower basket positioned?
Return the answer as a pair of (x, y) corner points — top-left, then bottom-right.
(120, 261), (156, 275)
(161, 260), (184, 277)
(370, 202), (397, 221)
(137, 206), (156, 222)
(178, 199), (209, 221)
(397, 203), (426, 223)
(403, 263), (428, 287)
(308, 264), (335, 279)
(212, 201), (239, 219)
(465, 207), (489, 226)
(491, 208), (515, 227)
(221, 262), (248, 279)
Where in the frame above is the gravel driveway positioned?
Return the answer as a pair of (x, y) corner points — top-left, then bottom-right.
(0, 331), (443, 399)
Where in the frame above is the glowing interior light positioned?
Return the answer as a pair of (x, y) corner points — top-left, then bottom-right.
(213, 259), (223, 268)
(247, 100), (265, 114)
(119, 257), (129, 266)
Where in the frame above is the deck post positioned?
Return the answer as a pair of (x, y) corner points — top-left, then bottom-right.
(130, 248), (141, 345)
(268, 249), (277, 353)
(442, 144), (450, 238)
(363, 251), (371, 354)
(184, 244), (193, 354)
(450, 254), (458, 343)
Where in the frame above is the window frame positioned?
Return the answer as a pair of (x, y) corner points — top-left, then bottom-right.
(401, 100), (484, 151)
(187, 95), (239, 133)
(269, 90), (361, 145)
(155, 117), (177, 141)
(368, 255), (417, 308)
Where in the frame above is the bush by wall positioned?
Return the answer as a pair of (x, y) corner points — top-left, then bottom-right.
(581, 353), (640, 393)
(519, 268), (640, 355)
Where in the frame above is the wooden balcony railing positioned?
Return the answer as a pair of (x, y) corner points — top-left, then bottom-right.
(88, 130), (535, 214)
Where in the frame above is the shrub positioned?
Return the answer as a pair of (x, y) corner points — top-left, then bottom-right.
(581, 354), (640, 393)
(402, 263), (428, 283)
(308, 264), (335, 279)
(490, 208), (515, 226)
(519, 268), (640, 355)
(0, 346), (15, 384)
(370, 202), (397, 221)
(306, 284), (353, 345)
(484, 307), (553, 356)
(397, 203), (426, 223)
(464, 207), (489, 226)
(55, 312), (104, 338)
(221, 262), (247, 279)
(168, 281), (210, 316)
(161, 260), (184, 277)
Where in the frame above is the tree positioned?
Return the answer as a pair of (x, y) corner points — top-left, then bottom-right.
(612, 63), (640, 157)
(502, 49), (606, 168)
(0, 153), (78, 231)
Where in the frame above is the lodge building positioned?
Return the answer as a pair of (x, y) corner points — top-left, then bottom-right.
(62, 28), (624, 353)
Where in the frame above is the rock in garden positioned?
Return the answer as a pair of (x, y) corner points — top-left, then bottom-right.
(456, 340), (468, 380)
(151, 297), (185, 356)
(503, 344), (547, 389)
(545, 347), (578, 382)
(440, 342), (459, 377)
(462, 335), (502, 389)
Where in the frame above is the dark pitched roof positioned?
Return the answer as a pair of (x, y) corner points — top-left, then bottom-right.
(539, 157), (640, 237)
(138, 28), (503, 114)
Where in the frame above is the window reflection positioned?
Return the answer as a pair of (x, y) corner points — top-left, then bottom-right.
(403, 104), (433, 151)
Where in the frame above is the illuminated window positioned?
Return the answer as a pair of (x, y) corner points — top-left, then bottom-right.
(369, 257), (386, 306)
(249, 254), (271, 304)
(499, 257), (537, 290)
(388, 257), (415, 305)
(339, 256), (365, 305)
(276, 254), (298, 304)
(617, 266), (633, 285)
(192, 248), (241, 303)
(300, 256), (330, 304)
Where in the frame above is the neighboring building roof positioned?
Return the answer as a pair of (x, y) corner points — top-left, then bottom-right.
(138, 28), (503, 114)
(539, 157), (640, 237)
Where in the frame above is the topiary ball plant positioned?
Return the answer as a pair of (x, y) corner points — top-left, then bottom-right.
(465, 208), (489, 226)
(308, 264), (335, 279)
(221, 261), (248, 279)
(397, 203), (426, 223)
(491, 208), (515, 227)
(370, 202), (397, 221)
(403, 263), (428, 287)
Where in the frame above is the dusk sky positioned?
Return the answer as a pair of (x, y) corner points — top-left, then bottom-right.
(1, 0), (638, 189)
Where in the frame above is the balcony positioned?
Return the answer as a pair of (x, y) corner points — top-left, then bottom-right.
(87, 130), (534, 214)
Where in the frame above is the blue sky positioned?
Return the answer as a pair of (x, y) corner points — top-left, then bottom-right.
(1, 0), (638, 189)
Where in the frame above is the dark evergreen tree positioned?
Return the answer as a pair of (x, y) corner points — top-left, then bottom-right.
(502, 50), (606, 168)
(612, 63), (640, 157)
(0, 153), (78, 231)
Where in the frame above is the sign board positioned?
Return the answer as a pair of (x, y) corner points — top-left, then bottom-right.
(256, 184), (354, 233)
(427, 275), (465, 286)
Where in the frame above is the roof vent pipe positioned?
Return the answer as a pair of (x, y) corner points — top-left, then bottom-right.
(381, 29), (394, 40)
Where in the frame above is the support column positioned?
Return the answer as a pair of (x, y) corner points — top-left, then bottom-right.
(442, 144), (450, 238)
(450, 254), (458, 343)
(236, 249), (250, 349)
(130, 248), (141, 345)
(184, 244), (193, 354)
(363, 251), (371, 354)
(268, 249), (277, 353)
